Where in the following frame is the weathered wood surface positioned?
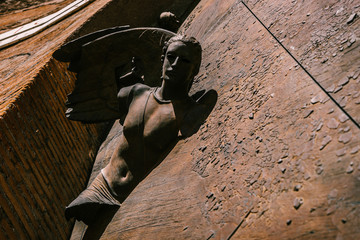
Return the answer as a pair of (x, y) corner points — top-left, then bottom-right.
(70, 0), (360, 239)
(245, 0), (360, 125)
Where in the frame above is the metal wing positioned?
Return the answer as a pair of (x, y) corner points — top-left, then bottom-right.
(53, 27), (175, 123)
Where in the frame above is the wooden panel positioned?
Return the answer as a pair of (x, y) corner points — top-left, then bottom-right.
(2, 0), (358, 239)
(244, 0), (360, 124)
(71, 0), (359, 239)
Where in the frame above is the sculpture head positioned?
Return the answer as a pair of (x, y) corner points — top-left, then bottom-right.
(158, 12), (180, 32)
(161, 35), (202, 92)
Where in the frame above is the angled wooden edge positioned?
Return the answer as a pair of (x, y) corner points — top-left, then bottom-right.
(0, 0), (95, 50)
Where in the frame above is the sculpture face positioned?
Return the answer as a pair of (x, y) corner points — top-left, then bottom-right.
(162, 41), (196, 91)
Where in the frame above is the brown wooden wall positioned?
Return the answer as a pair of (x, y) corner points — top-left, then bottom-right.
(0, 59), (107, 239)
(68, 0), (360, 239)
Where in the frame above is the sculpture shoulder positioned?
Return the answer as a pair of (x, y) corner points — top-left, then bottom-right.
(118, 83), (151, 106)
(117, 83), (152, 124)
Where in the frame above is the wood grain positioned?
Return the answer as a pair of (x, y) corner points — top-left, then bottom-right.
(70, 0), (360, 239)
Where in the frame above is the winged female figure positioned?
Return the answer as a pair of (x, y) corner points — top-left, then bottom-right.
(53, 27), (217, 224)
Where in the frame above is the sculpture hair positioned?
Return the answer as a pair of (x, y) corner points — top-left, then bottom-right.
(162, 35), (202, 77)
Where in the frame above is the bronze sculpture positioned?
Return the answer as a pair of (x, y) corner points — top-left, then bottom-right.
(53, 28), (217, 224)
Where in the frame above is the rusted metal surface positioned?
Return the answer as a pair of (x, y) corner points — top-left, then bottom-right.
(69, 0), (359, 239)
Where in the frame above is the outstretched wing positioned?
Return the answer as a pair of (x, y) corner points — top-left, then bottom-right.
(53, 27), (175, 123)
(52, 25), (131, 65)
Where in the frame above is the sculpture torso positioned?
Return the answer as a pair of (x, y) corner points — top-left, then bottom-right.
(123, 87), (179, 153)
(105, 84), (192, 197)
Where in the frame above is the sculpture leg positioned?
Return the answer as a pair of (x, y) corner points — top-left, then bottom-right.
(65, 172), (120, 225)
